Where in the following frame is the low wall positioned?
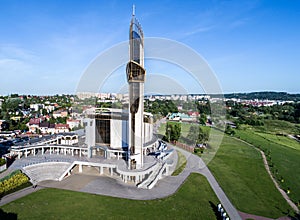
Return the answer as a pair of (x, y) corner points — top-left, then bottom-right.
(172, 141), (194, 152)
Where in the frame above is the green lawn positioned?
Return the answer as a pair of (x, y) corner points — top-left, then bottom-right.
(172, 150), (187, 176)
(255, 132), (300, 151)
(1, 173), (220, 220)
(208, 134), (292, 218)
(255, 119), (300, 135)
(235, 128), (300, 204)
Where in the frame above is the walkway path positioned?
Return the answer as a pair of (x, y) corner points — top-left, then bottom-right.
(0, 186), (44, 206)
(234, 137), (299, 214)
(238, 211), (291, 220)
(173, 145), (242, 220)
(260, 151), (299, 213)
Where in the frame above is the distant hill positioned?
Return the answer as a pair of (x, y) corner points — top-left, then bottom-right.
(224, 92), (300, 101)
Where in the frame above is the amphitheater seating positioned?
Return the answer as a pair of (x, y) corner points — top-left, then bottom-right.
(22, 162), (71, 184)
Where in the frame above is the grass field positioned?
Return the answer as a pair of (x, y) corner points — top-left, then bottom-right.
(255, 132), (300, 151)
(208, 134), (293, 218)
(158, 119), (299, 218)
(1, 173), (220, 220)
(255, 119), (300, 135)
(234, 128), (300, 205)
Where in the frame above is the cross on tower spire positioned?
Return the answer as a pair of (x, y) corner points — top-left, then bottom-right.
(132, 4), (135, 16)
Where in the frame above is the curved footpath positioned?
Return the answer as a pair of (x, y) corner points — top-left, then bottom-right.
(174, 145), (242, 220)
(233, 137), (299, 214)
(0, 186), (43, 206)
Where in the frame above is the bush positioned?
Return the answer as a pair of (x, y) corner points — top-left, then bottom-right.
(0, 170), (21, 182)
(0, 158), (6, 166)
(0, 171), (30, 197)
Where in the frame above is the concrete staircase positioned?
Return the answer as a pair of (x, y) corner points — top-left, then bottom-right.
(137, 162), (167, 189)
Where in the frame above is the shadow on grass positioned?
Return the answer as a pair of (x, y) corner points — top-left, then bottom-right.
(289, 213), (300, 220)
(209, 201), (223, 220)
(179, 136), (194, 146)
(286, 210), (300, 220)
(276, 206), (300, 220)
(0, 208), (17, 220)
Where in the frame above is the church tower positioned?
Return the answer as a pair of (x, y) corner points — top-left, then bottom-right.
(126, 6), (146, 169)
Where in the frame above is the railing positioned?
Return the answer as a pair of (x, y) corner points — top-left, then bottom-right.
(116, 160), (157, 177)
(22, 159), (73, 168)
(137, 163), (161, 189)
(171, 141), (194, 152)
(148, 162), (168, 189)
(58, 161), (117, 181)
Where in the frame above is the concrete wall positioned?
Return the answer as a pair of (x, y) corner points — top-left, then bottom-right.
(84, 118), (95, 147)
(110, 119), (123, 149)
(0, 163), (6, 172)
(143, 122), (153, 144)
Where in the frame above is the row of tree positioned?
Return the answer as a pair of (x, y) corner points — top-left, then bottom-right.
(224, 92), (300, 101)
(163, 122), (209, 146)
(226, 101), (300, 124)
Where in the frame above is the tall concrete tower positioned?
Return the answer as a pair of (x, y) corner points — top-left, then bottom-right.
(126, 6), (146, 169)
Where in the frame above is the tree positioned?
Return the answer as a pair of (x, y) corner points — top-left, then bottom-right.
(172, 123), (181, 142)
(41, 109), (48, 116)
(197, 100), (211, 115)
(186, 125), (199, 145)
(198, 127), (209, 143)
(0, 121), (9, 131)
(225, 125), (235, 135)
(164, 122), (181, 142)
(199, 114), (207, 125)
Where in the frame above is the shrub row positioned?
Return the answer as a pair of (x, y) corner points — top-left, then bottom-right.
(0, 169), (21, 182)
(0, 171), (29, 196)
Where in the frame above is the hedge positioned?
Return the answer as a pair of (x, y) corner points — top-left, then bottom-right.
(0, 158), (6, 166)
(0, 170), (30, 197)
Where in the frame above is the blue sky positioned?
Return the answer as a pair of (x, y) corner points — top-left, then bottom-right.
(0, 0), (299, 95)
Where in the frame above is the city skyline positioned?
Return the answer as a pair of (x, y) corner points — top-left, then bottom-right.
(0, 0), (300, 95)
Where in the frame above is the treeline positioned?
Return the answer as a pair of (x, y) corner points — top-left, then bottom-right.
(224, 91), (300, 101)
(163, 122), (209, 146)
(144, 100), (178, 116)
(227, 101), (300, 124)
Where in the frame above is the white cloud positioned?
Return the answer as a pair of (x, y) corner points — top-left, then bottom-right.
(184, 25), (215, 37)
